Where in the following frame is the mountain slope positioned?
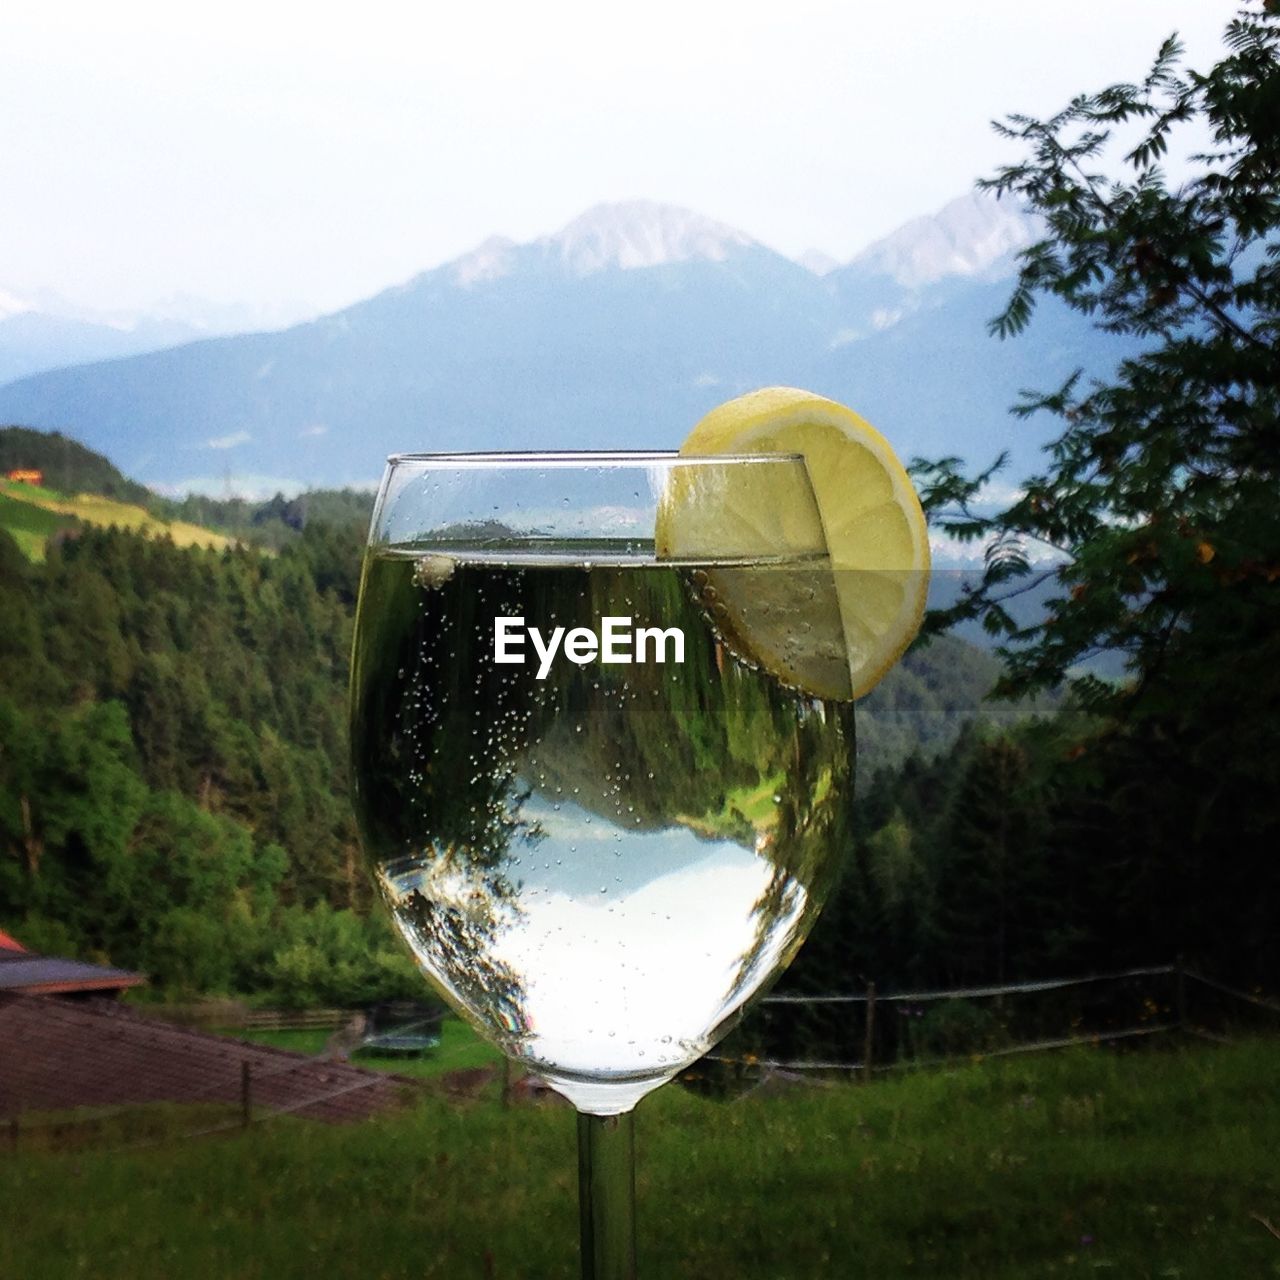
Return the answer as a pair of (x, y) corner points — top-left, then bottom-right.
(813, 276), (1131, 471)
(0, 209), (842, 489)
(0, 196), (1108, 493)
(0, 425), (152, 502)
(0, 309), (205, 386)
(843, 191), (1041, 288)
(0, 285), (319, 386)
(0, 475), (232, 560)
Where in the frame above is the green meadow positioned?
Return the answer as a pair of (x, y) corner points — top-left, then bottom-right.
(3, 1038), (1278, 1279)
(0, 477), (232, 558)
(0, 489), (71, 559)
(235, 1016), (505, 1080)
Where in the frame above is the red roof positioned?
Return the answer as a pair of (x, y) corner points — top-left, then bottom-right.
(0, 951), (145, 995)
(0, 994), (417, 1123)
(0, 929), (25, 952)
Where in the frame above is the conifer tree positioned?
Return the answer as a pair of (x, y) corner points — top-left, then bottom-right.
(915, 5), (1280, 981)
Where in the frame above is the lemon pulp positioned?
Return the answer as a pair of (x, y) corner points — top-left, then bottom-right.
(656, 386), (931, 700)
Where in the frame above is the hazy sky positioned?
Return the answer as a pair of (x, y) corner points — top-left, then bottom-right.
(1, 0), (1236, 314)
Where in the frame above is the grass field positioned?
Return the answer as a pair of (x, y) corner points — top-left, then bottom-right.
(3, 1038), (1278, 1278)
(235, 1016), (504, 1080)
(0, 478), (232, 557)
(0, 489), (74, 558)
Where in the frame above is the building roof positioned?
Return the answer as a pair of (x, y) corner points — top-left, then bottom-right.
(0, 993), (416, 1123)
(0, 950), (146, 995)
(0, 929), (25, 952)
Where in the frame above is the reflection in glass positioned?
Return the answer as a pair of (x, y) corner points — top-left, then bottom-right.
(352, 554), (854, 1115)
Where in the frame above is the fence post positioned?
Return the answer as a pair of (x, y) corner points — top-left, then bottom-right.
(241, 1060), (253, 1129)
(862, 982), (877, 1084)
(8, 1107), (18, 1152)
(1175, 955), (1187, 1029)
(501, 1057), (512, 1109)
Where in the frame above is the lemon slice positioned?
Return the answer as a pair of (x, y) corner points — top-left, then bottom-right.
(657, 386), (930, 700)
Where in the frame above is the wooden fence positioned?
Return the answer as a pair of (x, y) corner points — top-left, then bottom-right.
(138, 1004), (354, 1032)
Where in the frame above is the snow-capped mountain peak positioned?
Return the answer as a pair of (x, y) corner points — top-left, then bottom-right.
(848, 191), (1042, 287)
(797, 248), (839, 277)
(0, 287), (33, 322)
(541, 201), (756, 275)
(439, 202), (758, 287)
(450, 235), (518, 288)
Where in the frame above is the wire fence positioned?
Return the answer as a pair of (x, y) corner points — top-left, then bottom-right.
(0, 1000), (465, 1156)
(699, 961), (1280, 1083)
(757, 962), (1178, 1005)
(4, 961), (1278, 1153)
(3, 1056), (414, 1154)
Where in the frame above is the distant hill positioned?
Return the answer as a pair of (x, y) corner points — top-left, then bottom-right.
(0, 475), (233, 561)
(858, 632), (1046, 769)
(0, 425), (241, 558)
(0, 194), (1120, 495)
(1, 427), (1042, 774)
(0, 426), (377, 560)
(0, 307), (201, 387)
(0, 287), (316, 386)
(0, 426), (152, 503)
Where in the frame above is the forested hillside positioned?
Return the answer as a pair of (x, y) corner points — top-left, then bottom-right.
(0, 430), (1040, 1006)
(0, 412), (1271, 1025)
(808, 7), (1280, 1024)
(0, 426), (152, 504)
(0, 518), (417, 1004)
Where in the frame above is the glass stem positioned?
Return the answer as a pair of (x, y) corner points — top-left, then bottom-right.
(577, 1109), (637, 1280)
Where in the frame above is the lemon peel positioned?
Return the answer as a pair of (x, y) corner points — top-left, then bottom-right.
(657, 386), (930, 700)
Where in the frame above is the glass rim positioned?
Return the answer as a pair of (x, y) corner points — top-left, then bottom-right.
(384, 449), (805, 468)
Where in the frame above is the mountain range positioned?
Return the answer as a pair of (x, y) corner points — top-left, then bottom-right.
(0, 289), (315, 386)
(0, 192), (1116, 496)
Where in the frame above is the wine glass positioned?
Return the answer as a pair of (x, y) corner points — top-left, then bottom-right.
(349, 452), (856, 1278)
